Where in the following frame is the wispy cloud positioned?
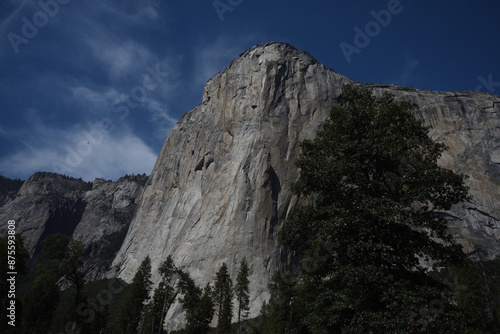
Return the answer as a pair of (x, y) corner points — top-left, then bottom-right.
(147, 99), (177, 140)
(57, 2), (164, 82)
(0, 110), (157, 181)
(71, 86), (122, 111)
(86, 38), (156, 80)
(393, 53), (419, 87)
(0, 2), (261, 181)
(65, 55), (179, 147)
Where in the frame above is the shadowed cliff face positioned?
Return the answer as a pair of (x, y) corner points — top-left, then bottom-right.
(0, 173), (91, 256)
(110, 42), (499, 328)
(0, 172), (148, 280)
(364, 84), (500, 254)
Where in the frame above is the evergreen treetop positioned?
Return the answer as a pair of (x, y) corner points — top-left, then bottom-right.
(119, 255), (152, 334)
(213, 263), (233, 334)
(177, 269), (214, 334)
(235, 257), (250, 325)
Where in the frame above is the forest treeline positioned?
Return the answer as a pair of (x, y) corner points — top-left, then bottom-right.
(0, 233), (253, 334)
(0, 232), (499, 333)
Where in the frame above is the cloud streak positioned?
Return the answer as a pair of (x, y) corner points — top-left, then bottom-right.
(0, 111), (158, 181)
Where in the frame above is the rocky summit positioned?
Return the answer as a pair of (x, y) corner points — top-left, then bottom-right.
(109, 42), (499, 328)
(1, 42), (498, 331)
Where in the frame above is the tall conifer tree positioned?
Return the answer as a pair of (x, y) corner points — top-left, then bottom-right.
(177, 269), (214, 334)
(234, 257), (250, 327)
(142, 255), (177, 334)
(279, 85), (479, 333)
(119, 255), (152, 334)
(213, 263), (233, 334)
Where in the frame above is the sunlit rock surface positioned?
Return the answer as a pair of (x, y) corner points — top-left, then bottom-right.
(110, 42), (499, 330)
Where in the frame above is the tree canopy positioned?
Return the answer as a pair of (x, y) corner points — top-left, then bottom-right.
(177, 269), (214, 334)
(278, 85), (477, 333)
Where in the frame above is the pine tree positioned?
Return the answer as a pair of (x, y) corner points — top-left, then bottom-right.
(234, 257), (250, 328)
(260, 272), (307, 334)
(279, 85), (479, 333)
(177, 269), (214, 334)
(200, 283), (216, 331)
(213, 263), (233, 334)
(142, 255), (177, 334)
(61, 238), (86, 309)
(119, 255), (152, 334)
(36, 234), (86, 301)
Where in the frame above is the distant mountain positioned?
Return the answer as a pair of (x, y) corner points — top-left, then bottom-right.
(0, 172), (148, 281)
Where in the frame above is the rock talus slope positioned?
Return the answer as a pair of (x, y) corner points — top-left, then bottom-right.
(111, 42), (500, 327)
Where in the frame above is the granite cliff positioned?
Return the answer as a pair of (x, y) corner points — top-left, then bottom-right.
(110, 42), (499, 329)
(0, 172), (148, 280)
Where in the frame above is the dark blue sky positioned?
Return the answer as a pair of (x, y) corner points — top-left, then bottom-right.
(1, 0), (499, 181)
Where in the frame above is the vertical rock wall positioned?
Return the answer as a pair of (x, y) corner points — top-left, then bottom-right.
(110, 42), (500, 329)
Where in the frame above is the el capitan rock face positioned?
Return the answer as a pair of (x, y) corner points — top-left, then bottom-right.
(111, 43), (354, 325)
(110, 42), (499, 328)
(363, 84), (500, 256)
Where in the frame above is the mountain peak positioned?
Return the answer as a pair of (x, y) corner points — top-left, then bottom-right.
(206, 42), (330, 88)
(238, 41), (318, 61)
